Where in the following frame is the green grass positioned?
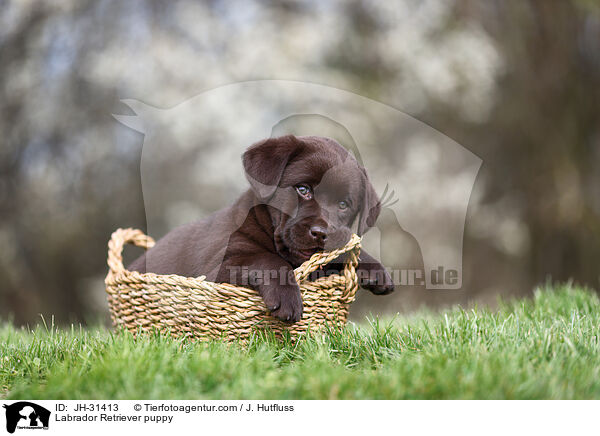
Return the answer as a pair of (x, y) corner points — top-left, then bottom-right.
(2, 284), (600, 399)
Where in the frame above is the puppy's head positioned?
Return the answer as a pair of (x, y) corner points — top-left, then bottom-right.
(243, 135), (380, 267)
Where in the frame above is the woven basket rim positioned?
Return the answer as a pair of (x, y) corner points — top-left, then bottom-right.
(105, 227), (362, 288)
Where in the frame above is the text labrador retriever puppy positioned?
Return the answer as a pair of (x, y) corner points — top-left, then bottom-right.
(129, 135), (394, 323)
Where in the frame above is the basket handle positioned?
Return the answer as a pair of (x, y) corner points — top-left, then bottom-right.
(294, 234), (362, 283)
(107, 228), (155, 275)
(106, 227), (360, 282)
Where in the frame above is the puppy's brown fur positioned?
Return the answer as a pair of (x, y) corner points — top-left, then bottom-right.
(129, 135), (394, 322)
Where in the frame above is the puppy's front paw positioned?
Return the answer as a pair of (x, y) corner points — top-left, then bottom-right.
(359, 266), (395, 295)
(262, 285), (303, 323)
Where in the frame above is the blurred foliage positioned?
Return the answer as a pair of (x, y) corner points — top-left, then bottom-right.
(0, 0), (598, 324)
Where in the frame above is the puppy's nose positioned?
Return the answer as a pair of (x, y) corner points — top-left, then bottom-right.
(309, 225), (328, 243)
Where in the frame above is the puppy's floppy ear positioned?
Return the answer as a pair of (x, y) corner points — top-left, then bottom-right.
(242, 135), (303, 200)
(357, 167), (381, 235)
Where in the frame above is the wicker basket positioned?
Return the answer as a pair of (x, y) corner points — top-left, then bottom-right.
(105, 228), (362, 341)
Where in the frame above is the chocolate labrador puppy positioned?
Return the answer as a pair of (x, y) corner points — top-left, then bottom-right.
(129, 135), (394, 322)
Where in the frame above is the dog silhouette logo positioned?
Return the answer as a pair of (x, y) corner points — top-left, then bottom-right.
(114, 80), (482, 290)
(3, 402), (50, 434)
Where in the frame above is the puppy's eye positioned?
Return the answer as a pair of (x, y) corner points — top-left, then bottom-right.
(295, 184), (312, 199)
(338, 200), (349, 210)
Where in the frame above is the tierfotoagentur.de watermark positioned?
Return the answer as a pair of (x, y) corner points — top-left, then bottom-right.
(115, 80), (481, 291)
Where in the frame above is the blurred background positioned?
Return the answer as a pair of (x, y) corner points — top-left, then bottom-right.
(1, 0), (599, 325)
